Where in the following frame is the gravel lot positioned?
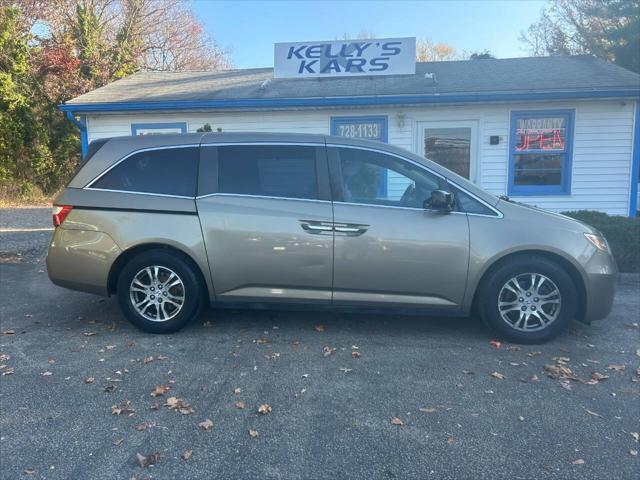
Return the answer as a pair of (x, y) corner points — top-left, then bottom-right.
(0, 208), (639, 479)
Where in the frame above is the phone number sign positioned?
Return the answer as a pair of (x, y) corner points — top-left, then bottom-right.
(331, 116), (388, 143)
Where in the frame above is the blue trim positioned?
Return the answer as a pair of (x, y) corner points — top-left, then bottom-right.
(65, 111), (88, 158)
(131, 122), (187, 135)
(59, 89), (640, 113)
(508, 109), (575, 197)
(630, 102), (640, 217)
(331, 115), (388, 195)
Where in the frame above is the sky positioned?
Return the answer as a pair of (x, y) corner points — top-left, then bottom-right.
(193, 0), (549, 69)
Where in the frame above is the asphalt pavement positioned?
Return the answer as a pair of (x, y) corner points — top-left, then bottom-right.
(0, 208), (639, 479)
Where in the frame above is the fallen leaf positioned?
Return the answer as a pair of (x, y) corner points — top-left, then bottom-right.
(255, 338), (271, 345)
(181, 450), (192, 461)
(518, 416), (525, 422)
(143, 356), (154, 364)
(84, 376), (95, 384)
(572, 459), (585, 465)
(258, 404), (272, 414)
(150, 384), (170, 397)
(591, 372), (609, 381)
(629, 432), (639, 442)
(391, 417), (403, 426)
(447, 436), (454, 445)
(165, 396), (194, 415)
(630, 449), (638, 457)
(528, 351), (542, 357)
(111, 402), (135, 416)
(233, 387), (241, 394)
(83, 332), (96, 337)
(314, 324), (325, 332)
(338, 367), (353, 373)
(136, 452), (159, 468)
(1, 368), (14, 376)
(23, 469), (35, 475)
(322, 346), (336, 357)
(506, 345), (522, 352)
(104, 384), (117, 393)
(235, 400), (245, 410)
(491, 372), (506, 380)
(607, 364), (626, 372)
(249, 429), (259, 438)
(543, 364), (578, 381)
(2, 330), (15, 336)
(584, 408), (603, 418)
(136, 422), (149, 432)
(489, 340), (501, 349)
(198, 419), (214, 431)
(112, 438), (124, 446)
(419, 407), (436, 413)
(462, 369), (474, 375)
(553, 356), (571, 364)
(351, 351), (361, 358)
(41, 371), (53, 376)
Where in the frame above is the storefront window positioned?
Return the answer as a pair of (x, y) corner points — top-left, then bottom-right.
(508, 110), (574, 196)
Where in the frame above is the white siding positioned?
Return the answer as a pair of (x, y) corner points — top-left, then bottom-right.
(85, 99), (636, 215)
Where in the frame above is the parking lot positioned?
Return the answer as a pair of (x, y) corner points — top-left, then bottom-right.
(1, 208), (639, 479)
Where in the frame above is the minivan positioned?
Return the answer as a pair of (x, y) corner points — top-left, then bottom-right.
(47, 133), (617, 343)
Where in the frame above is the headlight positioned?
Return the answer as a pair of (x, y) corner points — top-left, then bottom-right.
(584, 233), (610, 253)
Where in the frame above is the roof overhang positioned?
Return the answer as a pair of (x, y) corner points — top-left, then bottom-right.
(60, 89), (640, 113)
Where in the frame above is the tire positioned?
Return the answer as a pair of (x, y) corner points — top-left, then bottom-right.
(117, 249), (202, 333)
(478, 256), (577, 344)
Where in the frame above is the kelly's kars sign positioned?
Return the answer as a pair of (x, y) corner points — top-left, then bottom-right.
(274, 38), (416, 78)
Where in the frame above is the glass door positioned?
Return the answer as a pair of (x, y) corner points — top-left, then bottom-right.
(418, 121), (478, 182)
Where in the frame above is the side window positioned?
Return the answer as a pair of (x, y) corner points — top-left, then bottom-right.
(218, 145), (318, 200)
(334, 147), (443, 208)
(91, 147), (198, 197)
(450, 186), (496, 216)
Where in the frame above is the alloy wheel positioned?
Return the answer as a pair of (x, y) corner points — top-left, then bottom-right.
(129, 266), (185, 322)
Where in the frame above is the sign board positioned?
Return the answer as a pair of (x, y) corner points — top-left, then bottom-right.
(274, 37), (416, 78)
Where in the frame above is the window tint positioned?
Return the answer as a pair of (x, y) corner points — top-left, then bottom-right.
(334, 147), (443, 208)
(451, 186), (496, 216)
(218, 145), (318, 200)
(91, 147), (198, 197)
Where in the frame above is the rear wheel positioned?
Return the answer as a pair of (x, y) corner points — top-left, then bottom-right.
(117, 250), (202, 333)
(478, 256), (577, 344)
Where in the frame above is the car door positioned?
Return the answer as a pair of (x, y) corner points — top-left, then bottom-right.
(328, 145), (470, 309)
(196, 143), (334, 304)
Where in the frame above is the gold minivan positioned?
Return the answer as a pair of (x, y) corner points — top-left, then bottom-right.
(47, 133), (617, 343)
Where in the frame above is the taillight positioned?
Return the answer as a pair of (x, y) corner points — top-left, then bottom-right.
(52, 205), (73, 227)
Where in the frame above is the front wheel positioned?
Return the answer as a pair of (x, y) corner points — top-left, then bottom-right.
(117, 249), (203, 333)
(478, 256), (577, 344)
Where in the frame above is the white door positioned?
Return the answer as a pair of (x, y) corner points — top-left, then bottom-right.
(417, 121), (478, 183)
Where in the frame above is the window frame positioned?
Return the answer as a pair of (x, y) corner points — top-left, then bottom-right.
(86, 144), (200, 198)
(508, 109), (575, 196)
(196, 142), (332, 202)
(326, 144), (501, 217)
(131, 122), (187, 136)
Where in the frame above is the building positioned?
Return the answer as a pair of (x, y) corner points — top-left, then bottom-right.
(60, 55), (640, 216)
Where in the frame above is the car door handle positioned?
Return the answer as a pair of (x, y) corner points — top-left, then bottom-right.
(299, 221), (333, 234)
(334, 224), (369, 236)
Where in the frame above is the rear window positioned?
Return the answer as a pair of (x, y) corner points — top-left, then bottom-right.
(91, 146), (198, 197)
(217, 145), (318, 200)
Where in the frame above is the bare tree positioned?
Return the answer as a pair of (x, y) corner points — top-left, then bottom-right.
(416, 38), (461, 62)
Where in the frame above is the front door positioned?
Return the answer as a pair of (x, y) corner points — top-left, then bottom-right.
(328, 146), (470, 309)
(196, 143), (334, 304)
(418, 121), (478, 182)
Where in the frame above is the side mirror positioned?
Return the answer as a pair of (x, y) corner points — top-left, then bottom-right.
(424, 190), (454, 212)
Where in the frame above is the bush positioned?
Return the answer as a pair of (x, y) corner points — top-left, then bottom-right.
(562, 210), (640, 273)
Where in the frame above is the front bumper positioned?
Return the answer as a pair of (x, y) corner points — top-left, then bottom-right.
(46, 227), (121, 296)
(581, 250), (618, 322)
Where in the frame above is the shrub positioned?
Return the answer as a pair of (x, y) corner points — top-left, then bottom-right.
(562, 210), (639, 273)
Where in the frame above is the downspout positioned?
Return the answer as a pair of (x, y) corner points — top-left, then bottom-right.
(65, 111), (89, 159)
(629, 101), (639, 217)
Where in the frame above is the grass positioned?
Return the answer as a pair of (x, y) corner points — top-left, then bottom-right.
(0, 181), (55, 208)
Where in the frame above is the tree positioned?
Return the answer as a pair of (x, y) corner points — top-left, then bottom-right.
(416, 39), (461, 62)
(1, 1), (232, 196)
(469, 50), (495, 60)
(520, 0), (640, 73)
